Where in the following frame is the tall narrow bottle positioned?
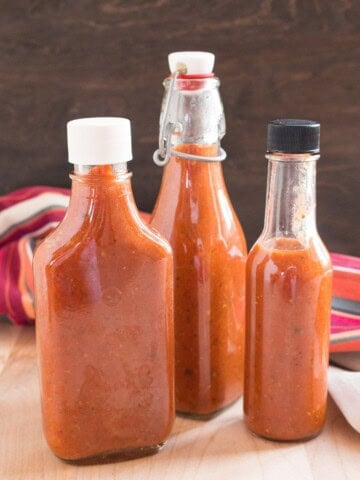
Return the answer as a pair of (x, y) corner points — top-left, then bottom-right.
(244, 119), (333, 441)
(151, 52), (247, 416)
(34, 118), (174, 461)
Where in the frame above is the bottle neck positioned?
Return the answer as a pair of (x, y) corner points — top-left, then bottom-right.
(261, 153), (319, 245)
(155, 76), (229, 209)
(164, 154), (226, 190)
(68, 163), (133, 214)
(73, 163), (128, 178)
(162, 76), (225, 149)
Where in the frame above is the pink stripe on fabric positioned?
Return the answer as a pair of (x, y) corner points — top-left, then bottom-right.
(330, 252), (360, 270)
(330, 254), (360, 351)
(331, 310), (360, 322)
(331, 325), (360, 332)
(3, 242), (28, 325)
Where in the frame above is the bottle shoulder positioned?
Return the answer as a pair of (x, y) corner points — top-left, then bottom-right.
(152, 211), (247, 255)
(135, 218), (173, 258)
(34, 211), (172, 272)
(247, 235), (332, 277)
(152, 181), (247, 253)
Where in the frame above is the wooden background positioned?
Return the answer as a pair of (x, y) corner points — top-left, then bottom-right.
(0, 0), (359, 253)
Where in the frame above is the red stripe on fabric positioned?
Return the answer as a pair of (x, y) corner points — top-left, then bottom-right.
(330, 339), (360, 353)
(3, 245), (14, 319)
(332, 269), (360, 301)
(0, 249), (8, 313)
(0, 186), (69, 211)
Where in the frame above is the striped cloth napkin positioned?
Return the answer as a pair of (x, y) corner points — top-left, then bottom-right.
(330, 253), (360, 352)
(0, 186), (359, 354)
(0, 187), (69, 324)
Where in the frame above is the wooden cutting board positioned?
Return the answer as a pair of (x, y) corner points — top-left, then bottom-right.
(0, 322), (359, 480)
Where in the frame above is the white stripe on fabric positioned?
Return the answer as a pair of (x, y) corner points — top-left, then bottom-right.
(333, 265), (360, 275)
(332, 310), (360, 320)
(0, 193), (69, 236)
(331, 329), (360, 340)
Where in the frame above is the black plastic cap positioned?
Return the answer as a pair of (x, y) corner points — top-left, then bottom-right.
(267, 119), (320, 154)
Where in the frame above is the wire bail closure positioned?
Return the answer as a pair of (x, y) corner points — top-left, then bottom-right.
(153, 70), (227, 167)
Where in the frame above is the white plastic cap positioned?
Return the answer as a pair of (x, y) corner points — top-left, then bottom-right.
(67, 117), (132, 165)
(168, 51), (215, 75)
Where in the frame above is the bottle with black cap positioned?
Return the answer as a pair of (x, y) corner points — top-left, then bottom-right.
(244, 119), (333, 441)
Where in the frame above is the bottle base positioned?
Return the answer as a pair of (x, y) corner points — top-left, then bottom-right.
(176, 396), (240, 421)
(59, 442), (165, 465)
(247, 426), (323, 443)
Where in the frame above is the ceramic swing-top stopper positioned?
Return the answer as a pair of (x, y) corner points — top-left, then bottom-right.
(168, 51), (215, 75)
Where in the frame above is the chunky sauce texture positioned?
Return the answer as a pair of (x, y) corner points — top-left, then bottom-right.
(244, 237), (332, 441)
(151, 144), (247, 415)
(34, 166), (174, 461)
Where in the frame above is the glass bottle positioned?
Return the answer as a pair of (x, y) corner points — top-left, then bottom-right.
(244, 119), (333, 441)
(151, 52), (247, 417)
(34, 118), (174, 462)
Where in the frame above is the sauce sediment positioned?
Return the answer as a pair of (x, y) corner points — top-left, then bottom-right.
(244, 237), (332, 440)
(151, 144), (246, 415)
(34, 166), (174, 460)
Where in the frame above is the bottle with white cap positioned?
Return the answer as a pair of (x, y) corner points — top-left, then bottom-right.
(151, 52), (247, 417)
(33, 117), (174, 462)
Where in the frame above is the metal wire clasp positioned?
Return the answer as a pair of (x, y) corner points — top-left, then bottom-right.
(153, 71), (227, 167)
(153, 70), (181, 167)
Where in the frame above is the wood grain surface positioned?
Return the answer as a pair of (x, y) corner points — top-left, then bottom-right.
(0, 322), (359, 480)
(0, 1), (359, 252)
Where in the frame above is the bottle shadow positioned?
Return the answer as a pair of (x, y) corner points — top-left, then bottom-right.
(170, 411), (295, 459)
